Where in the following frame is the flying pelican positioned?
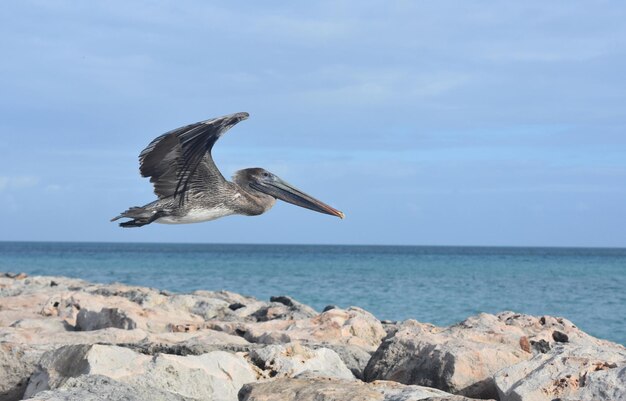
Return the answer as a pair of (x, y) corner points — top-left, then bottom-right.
(111, 112), (344, 227)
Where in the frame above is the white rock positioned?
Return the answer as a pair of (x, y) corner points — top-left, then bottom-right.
(238, 376), (489, 401)
(364, 312), (620, 399)
(0, 342), (46, 401)
(210, 306), (386, 351)
(494, 344), (626, 401)
(28, 374), (191, 401)
(25, 344), (257, 401)
(249, 343), (354, 380)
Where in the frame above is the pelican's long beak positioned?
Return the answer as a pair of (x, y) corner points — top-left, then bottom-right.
(253, 178), (345, 219)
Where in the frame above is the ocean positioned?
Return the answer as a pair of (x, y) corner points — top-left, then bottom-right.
(1, 242), (624, 345)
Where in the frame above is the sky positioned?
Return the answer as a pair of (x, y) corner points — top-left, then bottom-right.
(1, 1), (625, 246)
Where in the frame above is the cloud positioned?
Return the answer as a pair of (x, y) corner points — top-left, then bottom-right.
(0, 176), (39, 192)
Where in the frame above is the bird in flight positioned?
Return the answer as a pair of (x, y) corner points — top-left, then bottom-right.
(112, 112), (344, 227)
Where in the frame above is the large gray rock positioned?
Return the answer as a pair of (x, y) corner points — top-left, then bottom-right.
(494, 343), (626, 401)
(75, 307), (137, 331)
(0, 343), (45, 401)
(248, 343), (354, 379)
(314, 343), (373, 380)
(238, 376), (489, 401)
(25, 344), (257, 401)
(29, 374), (191, 401)
(364, 312), (615, 399)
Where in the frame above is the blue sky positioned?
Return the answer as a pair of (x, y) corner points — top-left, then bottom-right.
(1, 1), (625, 246)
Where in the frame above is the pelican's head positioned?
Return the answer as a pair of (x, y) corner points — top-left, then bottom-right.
(233, 168), (344, 219)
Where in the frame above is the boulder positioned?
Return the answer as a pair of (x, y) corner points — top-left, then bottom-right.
(0, 274), (87, 298)
(87, 284), (169, 308)
(494, 343), (626, 401)
(238, 376), (489, 401)
(364, 312), (615, 399)
(314, 343), (373, 380)
(211, 306), (386, 351)
(75, 307), (137, 331)
(0, 343), (45, 401)
(25, 344), (257, 401)
(251, 296), (318, 321)
(28, 374), (191, 401)
(122, 329), (253, 355)
(63, 292), (206, 333)
(192, 290), (268, 320)
(248, 343), (354, 379)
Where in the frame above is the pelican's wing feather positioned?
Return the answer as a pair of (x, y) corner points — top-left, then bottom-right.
(138, 112), (249, 202)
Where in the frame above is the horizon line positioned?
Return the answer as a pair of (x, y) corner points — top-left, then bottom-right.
(1, 240), (625, 250)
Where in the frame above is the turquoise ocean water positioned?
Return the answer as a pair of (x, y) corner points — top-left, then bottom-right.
(0, 242), (624, 345)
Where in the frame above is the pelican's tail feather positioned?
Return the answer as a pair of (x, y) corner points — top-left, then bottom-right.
(111, 206), (162, 228)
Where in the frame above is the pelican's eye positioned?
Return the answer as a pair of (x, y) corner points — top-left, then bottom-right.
(263, 172), (270, 178)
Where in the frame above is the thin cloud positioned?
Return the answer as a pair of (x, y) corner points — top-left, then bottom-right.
(0, 176), (39, 192)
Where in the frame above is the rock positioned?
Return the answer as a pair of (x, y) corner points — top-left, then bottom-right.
(0, 325), (149, 348)
(0, 343), (45, 401)
(238, 376), (488, 401)
(123, 330), (253, 356)
(530, 339), (551, 354)
(494, 343), (626, 401)
(25, 344), (257, 401)
(190, 297), (231, 320)
(29, 374), (191, 401)
(248, 343), (354, 379)
(191, 290), (268, 321)
(519, 336), (531, 353)
(229, 303), (246, 311)
(0, 275), (88, 297)
(75, 307), (137, 331)
(364, 312), (616, 399)
(40, 293), (81, 321)
(71, 291), (211, 332)
(251, 296), (317, 322)
(4, 274), (624, 401)
(313, 343), (373, 380)
(552, 330), (569, 343)
(212, 306), (386, 351)
(87, 285), (169, 308)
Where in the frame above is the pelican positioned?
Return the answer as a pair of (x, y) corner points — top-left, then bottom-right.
(111, 112), (344, 227)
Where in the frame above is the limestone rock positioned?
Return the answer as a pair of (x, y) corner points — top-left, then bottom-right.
(75, 307), (137, 331)
(211, 306), (386, 351)
(28, 374), (191, 401)
(248, 343), (354, 379)
(364, 312), (616, 399)
(314, 343), (373, 380)
(251, 296), (318, 321)
(4, 274), (624, 401)
(191, 290), (268, 321)
(87, 284), (169, 308)
(0, 275), (87, 298)
(238, 376), (488, 401)
(494, 343), (626, 401)
(0, 343), (45, 401)
(125, 330), (253, 355)
(25, 344), (257, 401)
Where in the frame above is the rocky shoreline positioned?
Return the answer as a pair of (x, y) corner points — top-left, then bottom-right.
(1, 272), (624, 401)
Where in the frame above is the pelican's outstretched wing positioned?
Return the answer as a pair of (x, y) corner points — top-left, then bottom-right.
(138, 112), (249, 202)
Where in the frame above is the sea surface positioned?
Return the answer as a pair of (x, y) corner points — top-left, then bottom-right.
(1, 242), (625, 345)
